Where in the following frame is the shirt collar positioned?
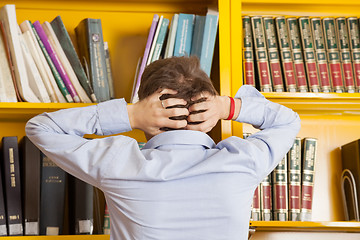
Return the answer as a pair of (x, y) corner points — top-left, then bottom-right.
(143, 130), (216, 150)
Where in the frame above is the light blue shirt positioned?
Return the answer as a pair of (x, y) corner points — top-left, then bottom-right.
(26, 85), (300, 240)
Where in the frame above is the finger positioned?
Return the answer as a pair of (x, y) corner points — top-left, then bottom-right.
(188, 100), (209, 112)
(164, 107), (189, 118)
(187, 110), (209, 123)
(191, 92), (209, 102)
(162, 119), (188, 130)
(159, 88), (178, 95)
(162, 98), (188, 109)
(186, 121), (212, 133)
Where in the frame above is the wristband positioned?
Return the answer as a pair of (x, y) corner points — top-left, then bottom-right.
(226, 97), (235, 120)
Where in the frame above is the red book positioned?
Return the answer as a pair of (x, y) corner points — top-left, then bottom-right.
(272, 156), (288, 221)
(346, 17), (360, 92)
(251, 186), (261, 221)
(288, 137), (301, 221)
(260, 175), (272, 221)
(242, 16), (256, 87)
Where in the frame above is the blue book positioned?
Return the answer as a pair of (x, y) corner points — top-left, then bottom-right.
(164, 14), (179, 58)
(173, 13), (195, 57)
(191, 11), (219, 76)
(150, 17), (170, 62)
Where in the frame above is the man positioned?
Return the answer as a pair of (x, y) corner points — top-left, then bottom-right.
(26, 56), (300, 240)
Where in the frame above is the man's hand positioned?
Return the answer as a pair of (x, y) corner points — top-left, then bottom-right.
(127, 89), (189, 136)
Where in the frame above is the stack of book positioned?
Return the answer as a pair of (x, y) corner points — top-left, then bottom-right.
(245, 135), (318, 222)
(131, 9), (219, 103)
(243, 15), (360, 93)
(0, 4), (115, 103)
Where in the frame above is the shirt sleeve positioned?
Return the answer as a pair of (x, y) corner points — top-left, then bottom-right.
(25, 98), (137, 187)
(218, 85), (301, 182)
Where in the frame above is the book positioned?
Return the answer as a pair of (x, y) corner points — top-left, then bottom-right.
(20, 136), (41, 235)
(164, 14), (179, 59)
(341, 139), (360, 221)
(42, 21), (92, 103)
(298, 17), (321, 92)
(191, 10), (219, 77)
(347, 17), (360, 93)
(287, 137), (301, 221)
(0, 20), (17, 102)
(275, 16), (297, 92)
(287, 17), (308, 92)
(336, 17), (356, 93)
(40, 153), (66, 235)
(0, 4), (39, 102)
(260, 174), (272, 221)
(251, 186), (261, 221)
(263, 16), (284, 92)
(0, 143), (7, 236)
(148, 16), (170, 64)
(19, 31), (51, 103)
(75, 18), (110, 103)
(30, 22), (71, 103)
(104, 42), (115, 99)
(93, 187), (105, 234)
(50, 15), (97, 102)
(68, 174), (93, 235)
(272, 155), (288, 221)
(251, 16), (272, 92)
(33, 21), (80, 103)
(19, 21), (58, 103)
(322, 17), (345, 93)
(131, 14), (159, 103)
(242, 16), (256, 88)
(103, 204), (110, 235)
(1, 136), (23, 235)
(300, 137), (318, 221)
(173, 13), (195, 57)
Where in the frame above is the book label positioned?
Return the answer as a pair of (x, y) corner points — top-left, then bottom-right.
(244, 62), (255, 86)
(269, 62), (283, 89)
(283, 62), (297, 86)
(318, 62), (331, 88)
(301, 185), (313, 210)
(258, 61), (271, 86)
(306, 62), (320, 91)
(353, 62), (360, 87)
(329, 63), (344, 88)
(342, 62), (355, 91)
(294, 62), (307, 90)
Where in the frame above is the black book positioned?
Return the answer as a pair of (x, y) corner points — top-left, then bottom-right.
(68, 174), (94, 235)
(1, 136), (23, 236)
(40, 153), (66, 235)
(0, 146), (7, 236)
(341, 139), (360, 221)
(20, 136), (41, 235)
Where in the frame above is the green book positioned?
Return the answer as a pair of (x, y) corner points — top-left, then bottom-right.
(50, 16), (97, 102)
(75, 18), (110, 102)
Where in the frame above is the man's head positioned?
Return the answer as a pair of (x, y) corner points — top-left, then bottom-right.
(138, 56), (218, 103)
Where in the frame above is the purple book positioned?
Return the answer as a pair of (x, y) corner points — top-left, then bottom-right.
(132, 14), (159, 103)
(33, 21), (80, 103)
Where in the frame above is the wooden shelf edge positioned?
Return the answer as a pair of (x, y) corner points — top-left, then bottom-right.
(0, 235), (109, 240)
(241, 0), (360, 5)
(249, 221), (360, 232)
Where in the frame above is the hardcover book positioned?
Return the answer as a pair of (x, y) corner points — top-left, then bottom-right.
(164, 14), (179, 59)
(50, 15), (97, 102)
(40, 153), (66, 235)
(260, 174), (272, 221)
(20, 136), (41, 235)
(251, 186), (261, 221)
(104, 42), (115, 99)
(75, 18), (110, 102)
(251, 16), (272, 92)
(288, 137), (301, 221)
(242, 16), (256, 88)
(300, 137), (318, 221)
(1, 136), (23, 235)
(272, 155), (288, 221)
(287, 17), (308, 92)
(103, 204), (110, 235)
(341, 139), (360, 221)
(336, 17), (356, 93)
(173, 13), (195, 57)
(310, 17), (332, 92)
(0, 144), (7, 236)
(275, 16), (297, 92)
(148, 16), (170, 64)
(146, 16), (165, 65)
(347, 17), (360, 93)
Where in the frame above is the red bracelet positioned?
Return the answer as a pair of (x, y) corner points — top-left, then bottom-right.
(226, 97), (235, 120)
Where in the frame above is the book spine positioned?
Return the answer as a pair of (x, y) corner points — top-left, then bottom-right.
(323, 17), (345, 93)
(251, 16), (272, 92)
(263, 16), (284, 92)
(174, 14), (195, 57)
(30, 23), (73, 102)
(275, 16), (297, 92)
(287, 17), (308, 92)
(260, 174), (272, 221)
(300, 138), (318, 221)
(288, 137), (302, 221)
(103, 204), (110, 235)
(1, 136), (23, 235)
(151, 18), (170, 63)
(242, 16), (256, 87)
(336, 17), (356, 93)
(104, 42), (115, 99)
(33, 21), (80, 102)
(311, 18), (332, 92)
(0, 146), (8, 236)
(298, 17), (321, 92)
(347, 17), (360, 92)
(272, 155), (288, 221)
(251, 186), (261, 221)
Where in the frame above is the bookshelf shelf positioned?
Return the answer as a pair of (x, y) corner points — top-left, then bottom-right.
(0, 235), (109, 240)
(250, 221), (360, 232)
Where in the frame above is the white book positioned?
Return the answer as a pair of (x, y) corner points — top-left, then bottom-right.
(0, 4), (39, 102)
(19, 20), (66, 103)
(21, 27), (58, 102)
(146, 16), (163, 66)
(164, 14), (179, 58)
(19, 29), (51, 103)
(42, 21), (92, 103)
(0, 26), (17, 102)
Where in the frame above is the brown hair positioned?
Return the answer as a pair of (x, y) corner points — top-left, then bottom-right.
(138, 56), (218, 102)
